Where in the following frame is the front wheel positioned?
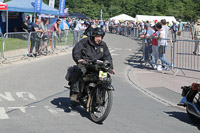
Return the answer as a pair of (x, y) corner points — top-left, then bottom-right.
(90, 87), (113, 124)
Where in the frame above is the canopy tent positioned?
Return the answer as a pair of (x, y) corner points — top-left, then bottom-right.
(69, 13), (89, 19)
(109, 14), (136, 21)
(0, 2), (8, 34)
(135, 15), (177, 24)
(0, 0), (59, 34)
(5, 0), (58, 15)
(0, 2), (8, 10)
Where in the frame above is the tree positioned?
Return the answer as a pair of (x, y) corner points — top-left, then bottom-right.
(3, 0), (200, 21)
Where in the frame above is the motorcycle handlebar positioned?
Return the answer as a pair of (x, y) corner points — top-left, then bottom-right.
(79, 60), (112, 72)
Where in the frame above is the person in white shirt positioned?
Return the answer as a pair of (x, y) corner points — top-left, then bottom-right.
(73, 20), (85, 46)
(156, 22), (171, 69)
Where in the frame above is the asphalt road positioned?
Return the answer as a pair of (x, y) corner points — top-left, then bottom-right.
(0, 33), (199, 133)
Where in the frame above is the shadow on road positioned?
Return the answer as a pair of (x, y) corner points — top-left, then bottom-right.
(165, 111), (200, 130)
(50, 97), (91, 121)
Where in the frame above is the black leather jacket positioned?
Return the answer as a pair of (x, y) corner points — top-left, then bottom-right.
(72, 37), (113, 69)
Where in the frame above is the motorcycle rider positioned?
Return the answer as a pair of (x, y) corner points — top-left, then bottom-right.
(83, 21), (93, 37)
(70, 28), (114, 101)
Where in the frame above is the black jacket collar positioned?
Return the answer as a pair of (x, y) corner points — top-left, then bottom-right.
(88, 37), (104, 47)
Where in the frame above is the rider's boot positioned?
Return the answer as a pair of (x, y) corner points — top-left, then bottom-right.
(70, 81), (79, 102)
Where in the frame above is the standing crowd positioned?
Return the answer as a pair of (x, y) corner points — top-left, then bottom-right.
(22, 15), (200, 59)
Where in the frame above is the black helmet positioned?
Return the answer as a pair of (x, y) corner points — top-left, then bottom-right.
(84, 21), (91, 26)
(91, 28), (105, 38)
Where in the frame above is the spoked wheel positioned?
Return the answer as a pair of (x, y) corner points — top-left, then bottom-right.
(90, 87), (113, 124)
(186, 90), (200, 124)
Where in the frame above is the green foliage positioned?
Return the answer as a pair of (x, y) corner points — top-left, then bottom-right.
(3, 0), (200, 21)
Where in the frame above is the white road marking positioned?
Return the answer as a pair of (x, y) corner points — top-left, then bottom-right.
(16, 92), (37, 101)
(0, 92), (15, 101)
(0, 107), (9, 119)
(44, 105), (63, 116)
(110, 49), (119, 56)
(110, 49), (116, 53)
(114, 48), (122, 50)
(126, 49), (132, 51)
(111, 53), (119, 56)
(8, 107), (27, 113)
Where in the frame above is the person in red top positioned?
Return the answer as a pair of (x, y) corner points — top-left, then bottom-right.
(151, 25), (159, 69)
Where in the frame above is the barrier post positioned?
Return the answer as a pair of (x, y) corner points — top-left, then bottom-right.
(51, 31), (56, 53)
(27, 32), (31, 55)
(66, 30), (69, 49)
(0, 35), (4, 65)
(1, 35), (4, 58)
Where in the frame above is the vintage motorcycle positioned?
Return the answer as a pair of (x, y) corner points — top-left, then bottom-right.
(178, 83), (200, 123)
(66, 59), (114, 124)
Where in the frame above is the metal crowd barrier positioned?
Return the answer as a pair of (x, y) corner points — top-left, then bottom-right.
(108, 25), (199, 74)
(73, 30), (82, 46)
(108, 26), (140, 40)
(173, 40), (200, 73)
(54, 30), (71, 52)
(1, 32), (29, 63)
(140, 38), (173, 69)
(0, 30), (74, 65)
(0, 35), (2, 65)
(139, 38), (200, 74)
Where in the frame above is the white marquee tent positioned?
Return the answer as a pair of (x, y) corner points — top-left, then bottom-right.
(135, 15), (177, 24)
(110, 14), (136, 21)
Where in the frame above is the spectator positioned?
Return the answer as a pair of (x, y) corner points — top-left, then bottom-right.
(100, 20), (104, 29)
(24, 15), (32, 32)
(192, 19), (200, 56)
(25, 15), (32, 25)
(53, 19), (61, 49)
(140, 23), (154, 63)
(170, 21), (178, 42)
(151, 26), (159, 69)
(178, 19), (183, 40)
(156, 22), (171, 69)
(105, 20), (109, 32)
(154, 20), (158, 25)
(73, 20), (84, 46)
(167, 22), (171, 27)
(161, 19), (169, 54)
(39, 18), (49, 55)
(30, 19), (43, 55)
(80, 21), (86, 36)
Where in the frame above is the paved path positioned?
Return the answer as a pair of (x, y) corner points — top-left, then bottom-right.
(0, 33), (199, 132)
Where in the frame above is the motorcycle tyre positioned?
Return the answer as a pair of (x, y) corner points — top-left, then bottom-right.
(186, 90), (200, 124)
(90, 89), (113, 124)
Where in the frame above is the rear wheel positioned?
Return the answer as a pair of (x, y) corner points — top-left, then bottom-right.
(186, 90), (200, 124)
(90, 87), (113, 124)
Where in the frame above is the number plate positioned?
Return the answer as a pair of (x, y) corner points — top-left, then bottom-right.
(99, 71), (107, 78)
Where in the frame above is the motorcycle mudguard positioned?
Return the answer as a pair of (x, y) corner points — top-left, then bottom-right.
(178, 97), (200, 118)
(102, 84), (115, 91)
(178, 97), (187, 106)
(187, 102), (200, 118)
